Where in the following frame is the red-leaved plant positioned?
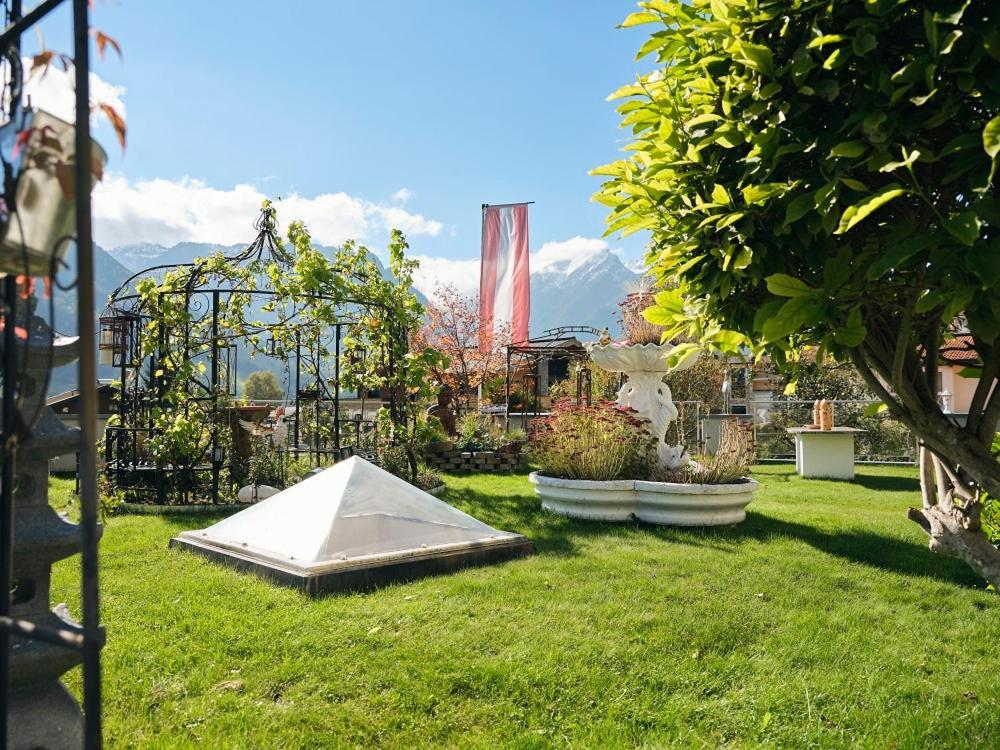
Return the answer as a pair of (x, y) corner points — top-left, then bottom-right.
(529, 399), (655, 481)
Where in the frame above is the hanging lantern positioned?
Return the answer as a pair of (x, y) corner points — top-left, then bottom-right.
(266, 335), (278, 356)
(98, 319), (115, 366)
(99, 314), (135, 367)
(0, 106), (108, 275)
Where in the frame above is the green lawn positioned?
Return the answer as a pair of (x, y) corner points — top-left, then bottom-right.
(50, 466), (1000, 749)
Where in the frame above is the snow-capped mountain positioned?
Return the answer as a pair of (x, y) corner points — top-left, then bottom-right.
(45, 239), (643, 395)
(106, 239), (643, 334)
(528, 247), (641, 335)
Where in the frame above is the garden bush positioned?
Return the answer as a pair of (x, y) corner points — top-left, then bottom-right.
(529, 399), (654, 481)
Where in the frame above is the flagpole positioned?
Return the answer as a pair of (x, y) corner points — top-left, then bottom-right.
(482, 201), (535, 210)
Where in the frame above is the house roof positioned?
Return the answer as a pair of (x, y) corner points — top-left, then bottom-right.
(940, 334), (980, 365)
(46, 379), (116, 407)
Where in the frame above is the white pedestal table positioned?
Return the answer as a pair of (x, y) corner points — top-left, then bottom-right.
(786, 427), (864, 480)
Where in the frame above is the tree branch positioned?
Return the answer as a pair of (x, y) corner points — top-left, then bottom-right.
(966, 342), (998, 438)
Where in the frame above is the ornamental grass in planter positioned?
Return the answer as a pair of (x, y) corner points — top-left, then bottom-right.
(529, 399), (654, 481)
(529, 410), (758, 526)
(652, 419), (756, 485)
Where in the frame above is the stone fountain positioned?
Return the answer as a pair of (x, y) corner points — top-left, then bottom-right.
(584, 341), (695, 470)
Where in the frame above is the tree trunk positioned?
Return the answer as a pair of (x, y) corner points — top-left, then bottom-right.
(912, 445), (1000, 588)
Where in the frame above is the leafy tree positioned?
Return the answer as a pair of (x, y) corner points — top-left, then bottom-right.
(271, 222), (448, 481)
(242, 370), (284, 402)
(596, 1), (1000, 583)
(411, 283), (510, 414)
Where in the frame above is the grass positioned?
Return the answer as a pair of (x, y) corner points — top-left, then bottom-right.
(49, 466), (1000, 749)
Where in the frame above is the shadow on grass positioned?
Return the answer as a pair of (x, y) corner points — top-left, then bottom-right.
(449, 484), (982, 588)
(720, 511), (980, 587)
(141, 473), (978, 589)
(850, 472), (922, 493)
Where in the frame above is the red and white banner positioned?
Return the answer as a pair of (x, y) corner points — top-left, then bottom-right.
(479, 202), (530, 352)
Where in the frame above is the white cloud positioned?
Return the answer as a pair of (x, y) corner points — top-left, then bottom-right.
(22, 58), (127, 126)
(92, 174), (444, 250)
(412, 255), (481, 301)
(374, 205), (443, 237)
(533, 236), (614, 274)
(391, 188), (413, 203)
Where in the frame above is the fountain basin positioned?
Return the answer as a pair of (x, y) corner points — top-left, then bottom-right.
(529, 472), (757, 526)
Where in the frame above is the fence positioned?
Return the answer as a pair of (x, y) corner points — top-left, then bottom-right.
(753, 399), (917, 463)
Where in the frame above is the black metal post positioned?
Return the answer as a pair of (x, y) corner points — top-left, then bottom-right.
(504, 345), (511, 432)
(0, 0), (22, 734)
(0, 277), (17, 749)
(74, 0), (103, 743)
(334, 324), (340, 451)
(314, 336), (320, 467)
(293, 329), (300, 451)
(210, 290), (219, 503)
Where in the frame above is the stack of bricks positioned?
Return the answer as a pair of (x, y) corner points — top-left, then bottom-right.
(421, 443), (523, 474)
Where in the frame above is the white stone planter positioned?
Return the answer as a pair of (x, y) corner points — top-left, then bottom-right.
(634, 478), (758, 525)
(527, 473), (635, 521)
(528, 472), (757, 526)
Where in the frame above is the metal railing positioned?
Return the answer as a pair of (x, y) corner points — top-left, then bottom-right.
(752, 399), (917, 463)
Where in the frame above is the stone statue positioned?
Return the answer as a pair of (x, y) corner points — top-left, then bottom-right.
(426, 385), (457, 436)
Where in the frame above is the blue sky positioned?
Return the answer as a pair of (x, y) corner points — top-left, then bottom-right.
(30, 1), (653, 293)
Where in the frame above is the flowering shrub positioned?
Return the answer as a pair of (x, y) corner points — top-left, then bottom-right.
(529, 399), (654, 481)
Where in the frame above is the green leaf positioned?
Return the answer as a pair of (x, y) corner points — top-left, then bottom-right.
(620, 11), (659, 28)
(716, 212), (745, 229)
(712, 183), (732, 205)
(709, 0), (730, 22)
(641, 305), (674, 326)
(865, 234), (931, 279)
(766, 273), (814, 298)
(833, 307), (867, 346)
(852, 33), (877, 56)
(737, 42), (774, 76)
(762, 295), (822, 342)
(967, 241), (1000, 287)
(879, 148), (921, 172)
(839, 177), (868, 191)
(823, 48), (847, 70)
(984, 115), (1000, 159)
(862, 402), (889, 417)
(807, 34), (847, 49)
(784, 193), (814, 225)
(834, 184), (906, 235)
(685, 113), (724, 129)
(742, 182), (789, 204)
(829, 141), (868, 158)
(653, 289), (684, 316)
(942, 211), (982, 246)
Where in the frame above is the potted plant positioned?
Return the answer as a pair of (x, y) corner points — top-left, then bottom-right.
(528, 407), (758, 526)
(527, 400), (655, 521)
(634, 420), (758, 525)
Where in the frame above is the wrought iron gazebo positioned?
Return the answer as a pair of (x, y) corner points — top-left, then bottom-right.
(503, 326), (603, 429)
(101, 206), (404, 505)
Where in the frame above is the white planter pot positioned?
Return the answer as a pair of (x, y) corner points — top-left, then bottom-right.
(528, 472), (758, 526)
(527, 472), (635, 521)
(634, 478), (758, 526)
